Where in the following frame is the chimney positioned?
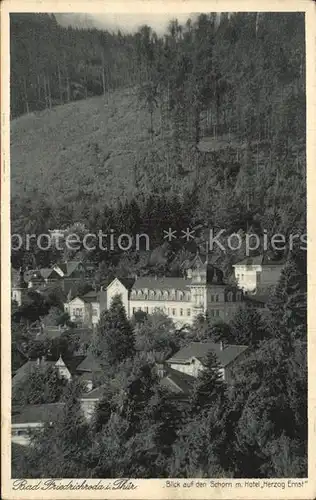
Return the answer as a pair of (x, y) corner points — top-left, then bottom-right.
(156, 363), (166, 378)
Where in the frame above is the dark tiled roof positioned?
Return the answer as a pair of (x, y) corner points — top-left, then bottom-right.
(12, 360), (56, 387)
(76, 353), (102, 373)
(234, 253), (286, 267)
(132, 277), (191, 291)
(80, 385), (106, 400)
(166, 342), (248, 368)
(160, 367), (195, 395)
(63, 355), (86, 375)
(12, 343), (28, 374)
(12, 403), (64, 424)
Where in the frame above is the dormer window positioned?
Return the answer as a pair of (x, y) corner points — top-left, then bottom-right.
(131, 290), (136, 299)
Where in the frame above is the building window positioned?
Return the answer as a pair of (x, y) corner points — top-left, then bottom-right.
(187, 309), (191, 316)
(132, 307), (136, 314)
(75, 308), (83, 317)
(236, 292), (242, 301)
(172, 308), (176, 316)
(163, 290), (169, 299)
(215, 294), (219, 302)
(227, 292), (233, 302)
(180, 308), (183, 316)
(215, 310), (220, 317)
(92, 308), (98, 316)
(211, 295), (214, 302)
(178, 291), (184, 301)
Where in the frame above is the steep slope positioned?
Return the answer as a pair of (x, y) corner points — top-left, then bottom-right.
(11, 88), (171, 207)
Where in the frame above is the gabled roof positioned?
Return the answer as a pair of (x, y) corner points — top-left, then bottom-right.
(166, 342), (248, 368)
(79, 384), (106, 400)
(160, 367), (195, 395)
(234, 253), (287, 267)
(132, 277), (191, 291)
(63, 355), (86, 375)
(12, 359), (57, 387)
(11, 343), (28, 374)
(75, 353), (102, 373)
(12, 403), (65, 424)
(233, 255), (264, 267)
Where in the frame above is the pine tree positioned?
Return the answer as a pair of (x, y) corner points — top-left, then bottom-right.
(190, 351), (226, 413)
(94, 294), (135, 365)
(230, 305), (267, 347)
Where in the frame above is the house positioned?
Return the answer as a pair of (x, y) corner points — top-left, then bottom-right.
(12, 356), (73, 387)
(104, 253), (244, 327)
(11, 403), (64, 446)
(64, 289), (107, 328)
(24, 268), (62, 289)
(165, 341), (248, 383)
(13, 352), (101, 390)
(232, 253), (286, 293)
(75, 352), (103, 391)
(11, 268), (28, 306)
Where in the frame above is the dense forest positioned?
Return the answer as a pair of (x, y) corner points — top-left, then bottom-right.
(11, 12), (306, 276)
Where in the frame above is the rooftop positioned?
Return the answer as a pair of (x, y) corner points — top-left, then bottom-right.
(160, 366), (196, 395)
(80, 384), (106, 400)
(166, 342), (248, 368)
(12, 403), (65, 424)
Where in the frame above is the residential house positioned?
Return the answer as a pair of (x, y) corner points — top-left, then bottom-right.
(64, 289), (107, 328)
(165, 341), (248, 383)
(12, 403), (64, 446)
(233, 253), (286, 293)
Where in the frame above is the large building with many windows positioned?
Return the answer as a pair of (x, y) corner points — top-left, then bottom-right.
(64, 253), (244, 328)
(106, 253), (244, 327)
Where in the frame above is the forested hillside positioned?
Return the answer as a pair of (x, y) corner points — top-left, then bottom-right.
(11, 12), (306, 272)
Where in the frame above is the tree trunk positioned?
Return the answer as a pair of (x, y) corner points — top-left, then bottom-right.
(43, 75), (48, 109)
(23, 77), (29, 114)
(57, 62), (63, 104)
(47, 75), (52, 109)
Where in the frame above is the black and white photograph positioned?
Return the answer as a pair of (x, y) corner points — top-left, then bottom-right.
(2, 0), (315, 496)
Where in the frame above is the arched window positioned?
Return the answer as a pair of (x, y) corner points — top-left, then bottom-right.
(227, 292), (233, 302)
(149, 290), (155, 299)
(178, 291), (184, 301)
(156, 290), (162, 300)
(236, 291), (242, 301)
(163, 290), (169, 300)
(137, 289), (142, 298)
(131, 290), (136, 299)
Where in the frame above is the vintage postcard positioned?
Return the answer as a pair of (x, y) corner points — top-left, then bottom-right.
(1, 0), (316, 498)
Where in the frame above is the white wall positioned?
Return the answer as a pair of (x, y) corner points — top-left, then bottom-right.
(107, 279), (130, 316)
(233, 264), (262, 292)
